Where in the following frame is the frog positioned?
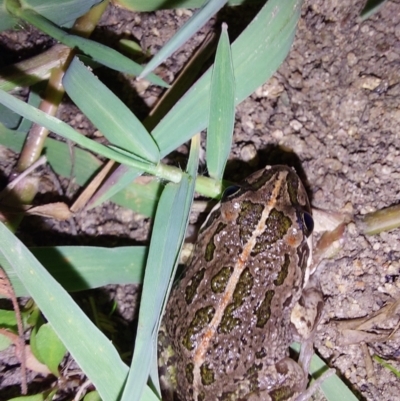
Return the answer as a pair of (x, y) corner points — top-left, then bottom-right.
(158, 165), (326, 401)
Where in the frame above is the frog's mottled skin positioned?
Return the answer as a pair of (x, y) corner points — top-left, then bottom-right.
(159, 165), (321, 401)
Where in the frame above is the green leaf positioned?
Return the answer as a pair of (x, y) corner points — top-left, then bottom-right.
(206, 23), (235, 181)
(114, 0), (260, 12)
(360, 0), (389, 20)
(0, 246), (147, 297)
(0, 126), (164, 216)
(152, 0), (302, 157)
(0, 331), (12, 351)
(7, 0), (102, 28)
(0, 309), (17, 328)
(63, 57), (160, 164)
(87, 165), (143, 209)
(291, 343), (358, 401)
(139, 0), (228, 78)
(10, 7), (167, 87)
(0, 89), (159, 172)
(1, 0), (102, 31)
(0, 222), (128, 400)
(0, 103), (22, 129)
(35, 323), (67, 376)
(7, 394), (44, 401)
(83, 391), (102, 401)
(121, 136), (199, 401)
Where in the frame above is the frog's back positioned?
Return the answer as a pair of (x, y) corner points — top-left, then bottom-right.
(161, 165), (313, 401)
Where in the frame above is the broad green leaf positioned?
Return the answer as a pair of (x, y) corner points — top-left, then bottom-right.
(121, 136), (199, 401)
(63, 57), (160, 164)
(0, 222), (128, 400)
(9, 7), (167, 87)
(206, 23), (235, 181)
(35, 323), (67, 376)
(152, 0), (302, 157)
(139, 0), (228, 78)
(0, 246), (147, 297)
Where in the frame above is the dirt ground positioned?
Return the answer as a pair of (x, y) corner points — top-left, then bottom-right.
(1, 0), (400, 400)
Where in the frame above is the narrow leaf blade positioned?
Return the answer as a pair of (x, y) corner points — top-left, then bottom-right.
(63, 57), (160, 164)
(206, 23), (235, 181)
(122, 137), (199, 401)
(16, 8), (168, 87)
(152, 0), (302, 157)
(139, 0), (227, 78)
(0, 222), (128, 400)
(0, 246), (147, 297)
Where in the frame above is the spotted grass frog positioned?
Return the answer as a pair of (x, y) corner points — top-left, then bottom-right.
(158, 165), (326, 401)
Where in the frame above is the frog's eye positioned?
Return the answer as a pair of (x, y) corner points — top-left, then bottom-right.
(302, 212), (314, 236)
(221, 185), (241, 199)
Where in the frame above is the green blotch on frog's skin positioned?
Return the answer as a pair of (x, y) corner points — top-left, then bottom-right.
(285, 171), (300, 207)
(218, 303), (241, 334)
(238, 201), (264, 242)
(182, 305), (215, 350)
(205, 222), (226, 262)
(245, 362), (264, 394)
(232, 268), (253, 306)
(205, 241), (216, 262)
(200, 363), (215, 385)
(252, 209), (292, 255)
(256, 289), (275, 328)
(274, 254), (290, 286)
(185, 362), (194, 384)
(269, 385), (295, 401)
(211, 266), (233, 293)
(185, 268), (205, 304)
(218, 268), (254, 334)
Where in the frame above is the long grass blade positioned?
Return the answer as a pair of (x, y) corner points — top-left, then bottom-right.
(10, 7), (167, 87)
(114, 0), (259, 12)
(139, 0), (227, 78)
(0, 0), (102, 31)
(290, 343), (358, 401)
(206, 23), (235, 181)
(63, 57), (160, 164)
(0, 246), (147, 297)
(121, 136), (199, 401)
(0, 89), (160, 172)
(152, 0), (302, 157)
(0, 222), (128, 400)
